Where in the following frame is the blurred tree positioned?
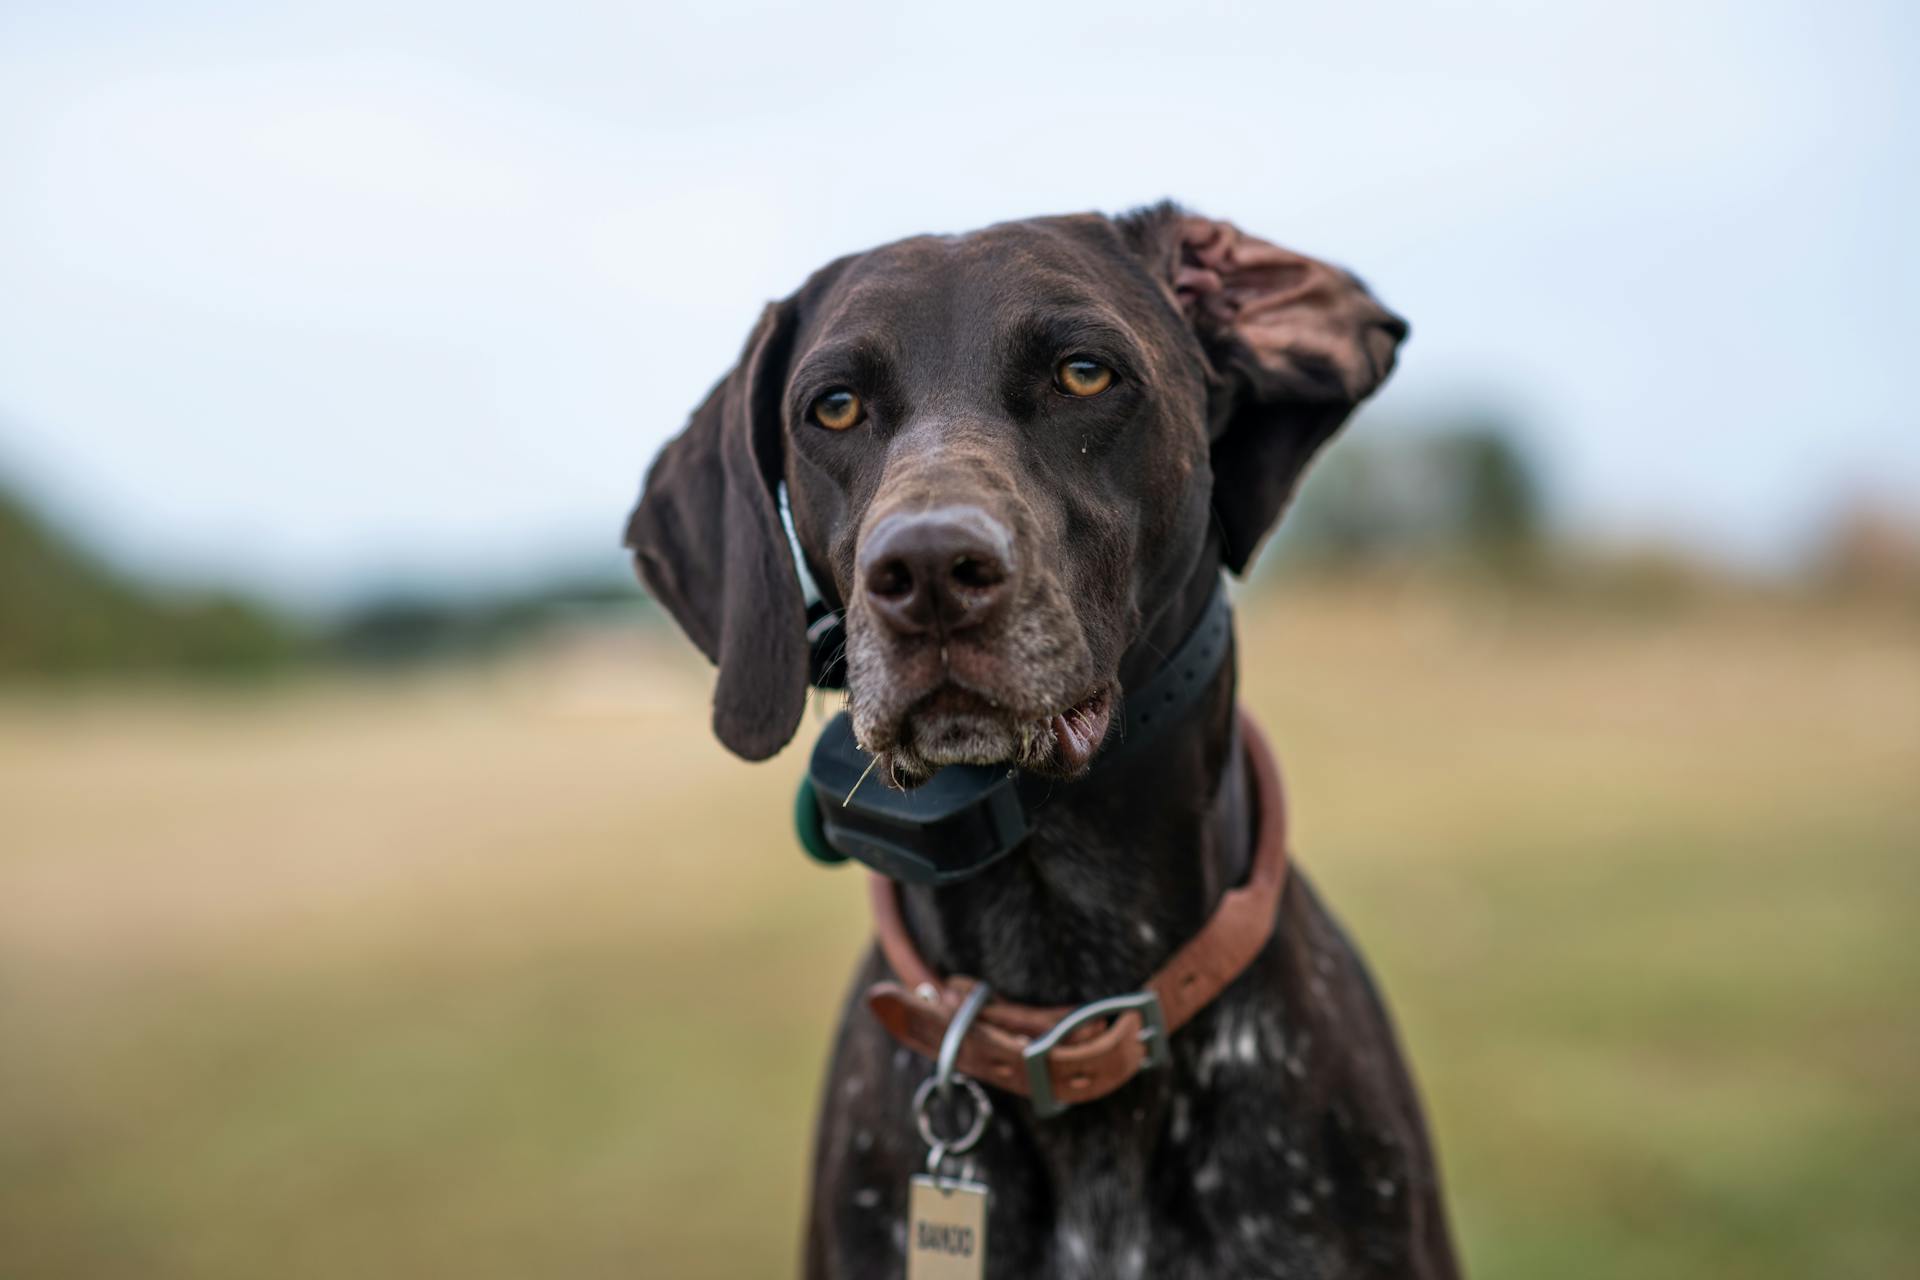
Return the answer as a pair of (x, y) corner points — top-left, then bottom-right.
(1453, 423), (1543, 553)
(1811, 500), (1920, 601)
(322, 579), (640, 666)
(0, 477), (650, 680)
(1271, 416), (1546, 572)
(0, 483), (300, 678)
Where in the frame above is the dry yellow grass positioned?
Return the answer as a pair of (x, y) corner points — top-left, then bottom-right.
(2, 582), (1916, 1278)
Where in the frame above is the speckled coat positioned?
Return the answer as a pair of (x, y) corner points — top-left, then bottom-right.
(803, 666), (1460, 1279)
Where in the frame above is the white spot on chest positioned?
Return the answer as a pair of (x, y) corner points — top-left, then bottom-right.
(1060, 1229), (1092, 1266)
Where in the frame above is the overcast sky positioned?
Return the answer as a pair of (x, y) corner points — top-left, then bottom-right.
(1, 0), (1913, 605)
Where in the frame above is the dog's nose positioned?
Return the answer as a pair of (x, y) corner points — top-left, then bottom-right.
(858, 507), (1015, 638)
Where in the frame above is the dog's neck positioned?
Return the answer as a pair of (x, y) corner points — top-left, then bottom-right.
(898, 562), (1251, 1005)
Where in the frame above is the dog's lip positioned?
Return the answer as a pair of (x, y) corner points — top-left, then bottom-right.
(1049, 685), (1114, 774)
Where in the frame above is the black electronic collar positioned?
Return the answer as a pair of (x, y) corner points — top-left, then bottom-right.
(795, 577), (1233, 886)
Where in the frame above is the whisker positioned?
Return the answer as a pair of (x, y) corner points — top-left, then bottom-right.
(843, 753), (882, 807)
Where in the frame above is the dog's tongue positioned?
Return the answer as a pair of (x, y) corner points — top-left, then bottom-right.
(1050, 699), (1112, 773)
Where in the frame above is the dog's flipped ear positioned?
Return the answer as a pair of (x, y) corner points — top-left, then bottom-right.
(1124, 207), (1409, 573)
(625, 300), (807, 760)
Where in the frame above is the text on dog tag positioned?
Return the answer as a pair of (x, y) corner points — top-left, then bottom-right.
(907, 1173), (988, 1280)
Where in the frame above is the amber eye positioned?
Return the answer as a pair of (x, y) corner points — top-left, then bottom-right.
(809, 389), (865, 431)
(1056, 357), (1114, 397)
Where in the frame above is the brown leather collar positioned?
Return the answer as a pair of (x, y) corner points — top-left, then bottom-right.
(865, 707), (1290, 1116)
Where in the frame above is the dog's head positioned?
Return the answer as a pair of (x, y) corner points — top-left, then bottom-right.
(627, 206), (1406, 781)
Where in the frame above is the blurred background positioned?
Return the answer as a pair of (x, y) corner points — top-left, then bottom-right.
(2, 2), (1915, 1277)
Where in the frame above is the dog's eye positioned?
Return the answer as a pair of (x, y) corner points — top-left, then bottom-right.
(809, 389), (865, 431)
(1055, 358), (1115, 398)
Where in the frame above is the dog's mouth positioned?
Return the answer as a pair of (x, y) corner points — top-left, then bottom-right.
(873, 681), (1115, 787)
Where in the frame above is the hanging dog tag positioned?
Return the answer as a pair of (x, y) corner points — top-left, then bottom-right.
(907, 1173), (988, 1280)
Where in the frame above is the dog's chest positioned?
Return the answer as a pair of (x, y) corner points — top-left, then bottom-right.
(811, 890), (1442, 1280)
(986, 999), (1334, 1279)
(840, 1002), (1329, 1278)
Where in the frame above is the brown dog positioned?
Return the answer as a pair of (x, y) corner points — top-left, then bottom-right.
(628, 205), (1456, 1278)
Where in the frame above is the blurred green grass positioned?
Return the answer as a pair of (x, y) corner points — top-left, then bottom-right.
(1, 581), (1915, 1278)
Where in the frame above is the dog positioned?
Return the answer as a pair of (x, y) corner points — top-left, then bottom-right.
(627, 204), (1458, 1278)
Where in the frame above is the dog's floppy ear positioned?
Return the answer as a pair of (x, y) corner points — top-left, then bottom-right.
(1124, 206), (1409, 573)
(625, 300), (807, 760)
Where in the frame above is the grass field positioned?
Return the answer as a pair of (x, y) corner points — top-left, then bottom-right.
(2, 580), (1915, 1279)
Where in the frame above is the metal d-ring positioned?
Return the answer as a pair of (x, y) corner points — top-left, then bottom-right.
(911, 981), (994, 1163)
(1020, 988), (1169, 1119)
(936, 982), (993, 1098)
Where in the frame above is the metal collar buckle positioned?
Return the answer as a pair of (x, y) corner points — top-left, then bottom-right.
(1020, 990), (1170, 1119)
